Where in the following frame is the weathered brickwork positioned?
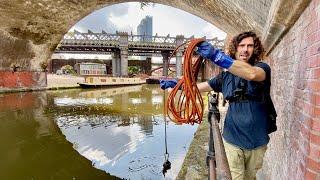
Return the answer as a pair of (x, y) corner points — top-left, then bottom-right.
(203, 61), (221, 80)
(0, 71), (47, 89)
(230, 0), (272, 26)
(263, 0), (320, 179)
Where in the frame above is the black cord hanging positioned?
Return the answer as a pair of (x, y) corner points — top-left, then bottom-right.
(162, 89), (171, 176)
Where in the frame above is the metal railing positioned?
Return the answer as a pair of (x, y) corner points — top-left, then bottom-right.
(60, 32), (224, 47)
(207, 93), (232, 180)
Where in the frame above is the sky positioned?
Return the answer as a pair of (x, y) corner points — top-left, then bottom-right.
(69, 2), (226, 40)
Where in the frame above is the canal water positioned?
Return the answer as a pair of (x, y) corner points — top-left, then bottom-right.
(0, 84), (198, 179)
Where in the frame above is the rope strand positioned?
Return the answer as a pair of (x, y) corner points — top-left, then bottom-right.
(166, 39), (205, 124)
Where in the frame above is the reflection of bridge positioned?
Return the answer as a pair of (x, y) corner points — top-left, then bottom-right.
(53, 84), (164, 115)
(52, 84), (164, 134)
(55, 31), (225, 77)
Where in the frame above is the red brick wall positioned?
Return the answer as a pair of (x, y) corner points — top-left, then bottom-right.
(203, 61), (221, 80)
(0, 71), (47, 89)
(262, 0), (320, 179)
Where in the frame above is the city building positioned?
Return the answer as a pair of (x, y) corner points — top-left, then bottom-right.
(137, 16), (153, 41)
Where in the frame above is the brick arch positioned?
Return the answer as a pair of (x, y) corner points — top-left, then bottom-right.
(0, 0), (311, 71)
(0, 0), (310, 70)
(0, 0), (267, 71)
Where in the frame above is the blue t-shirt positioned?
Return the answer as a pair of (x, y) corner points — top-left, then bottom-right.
(208, 62), (271, 150)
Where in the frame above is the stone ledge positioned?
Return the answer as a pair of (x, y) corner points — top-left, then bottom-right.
(0, 86), (81, 94)
(262, 0), (311, 54)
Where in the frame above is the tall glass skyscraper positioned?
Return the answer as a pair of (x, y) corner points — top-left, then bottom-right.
(137, 16), (153, 41)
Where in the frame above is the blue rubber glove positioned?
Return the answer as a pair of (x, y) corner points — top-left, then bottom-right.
(159, 79), (178, 90)
(196, 42), (233, 69)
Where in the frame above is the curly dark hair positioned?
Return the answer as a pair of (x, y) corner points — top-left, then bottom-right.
(227, 31), (265, 65)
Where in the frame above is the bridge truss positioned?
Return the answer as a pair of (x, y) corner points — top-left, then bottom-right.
(55, 31), (225, 56)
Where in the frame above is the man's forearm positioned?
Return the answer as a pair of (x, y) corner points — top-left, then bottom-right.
(228, 60), (265, 81)
(197, 82), (212, 92)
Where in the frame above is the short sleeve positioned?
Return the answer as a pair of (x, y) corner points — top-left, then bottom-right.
(255, 62), (271, 83)
(207, 72), (223, 92)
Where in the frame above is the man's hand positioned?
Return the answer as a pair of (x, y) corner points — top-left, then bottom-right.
(159, 79), (178, 90)
(196, 41), (233, 69)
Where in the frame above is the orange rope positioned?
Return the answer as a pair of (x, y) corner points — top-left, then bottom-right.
(166, 39), (205, 125)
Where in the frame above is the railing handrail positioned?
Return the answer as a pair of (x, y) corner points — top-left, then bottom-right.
(61, 32), (224, 45)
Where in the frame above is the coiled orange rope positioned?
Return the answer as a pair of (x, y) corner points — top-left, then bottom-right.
(166, 39), (205, 125)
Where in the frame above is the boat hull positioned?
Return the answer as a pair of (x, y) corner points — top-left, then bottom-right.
(79, 77), (146, 88)
(146, 78), (160, 84)
(78, 82), (144, 88)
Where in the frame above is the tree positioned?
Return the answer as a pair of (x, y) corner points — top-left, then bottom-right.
(61, 65), (76, 75)
(140, 2), (155, 9)
(128, 66), (140, 76)
(39, 61), (48, 72)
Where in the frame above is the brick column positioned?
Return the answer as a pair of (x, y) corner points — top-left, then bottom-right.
(175, 51), (183, 78)
(118, 32), (128, 77)
(175, 35), (184, 78)
(161, 50), (170, 76)
(145, 57), (152, 74)
(112, 50), (120, 77)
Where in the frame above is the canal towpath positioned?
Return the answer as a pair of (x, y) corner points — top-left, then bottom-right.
(46, 74), (84, 89)
(0, 74), (149, 93)
(0, 74), (83, 94)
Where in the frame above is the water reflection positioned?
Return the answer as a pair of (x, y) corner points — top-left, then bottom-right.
(49, 85), (198, 179)
(0, 92), (116, 180)
(51, 85), (164, 116)
(0, 85), (198, 179)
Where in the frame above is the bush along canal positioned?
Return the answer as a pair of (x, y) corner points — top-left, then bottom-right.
(0, 84), (198, 179)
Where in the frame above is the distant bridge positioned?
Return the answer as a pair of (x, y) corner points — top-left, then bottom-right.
(54, 31), (225, 77)
(55, 31), (225, 56)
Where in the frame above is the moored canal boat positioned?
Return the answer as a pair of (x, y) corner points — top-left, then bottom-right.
(78, 76), (146, 88)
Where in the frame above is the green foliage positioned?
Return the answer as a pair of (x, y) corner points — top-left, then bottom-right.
(61, 65), (76, 75)
(39, 61), (48, 72)
(140, 2), (155, 9)
(128, 66), (140, 75)
(10, 63), (21, 72)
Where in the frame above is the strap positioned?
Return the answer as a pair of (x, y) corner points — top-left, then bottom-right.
(228, 96), (263, 103)
(231, 75), (247, 91)
(231, 74), (236, 91)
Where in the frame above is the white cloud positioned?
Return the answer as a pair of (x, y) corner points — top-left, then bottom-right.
(81, 146), (111, 166)
(202, 22), (227, 40)
(70, 2), (226, 40)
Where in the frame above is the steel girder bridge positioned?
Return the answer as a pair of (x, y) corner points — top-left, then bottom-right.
(54, 31), (225, 77)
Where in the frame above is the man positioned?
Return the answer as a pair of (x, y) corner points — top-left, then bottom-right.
(160, 31), (272, 179)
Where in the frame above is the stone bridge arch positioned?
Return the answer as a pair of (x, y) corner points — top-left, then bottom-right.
(0, 0), (310, 70)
